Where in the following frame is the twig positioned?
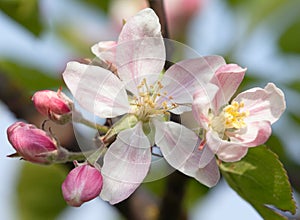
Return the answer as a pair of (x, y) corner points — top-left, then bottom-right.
(148, 1), (188, 220)
(158, 171), (189, 220)
(148, 0), (169, 39)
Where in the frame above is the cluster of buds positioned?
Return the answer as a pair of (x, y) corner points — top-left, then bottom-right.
(6, 89), (105, 206)
(7, 89), (73, 163)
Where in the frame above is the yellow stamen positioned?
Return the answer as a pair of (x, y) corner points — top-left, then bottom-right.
(130, 78), (178, 121)
(223, 101), (249, 129)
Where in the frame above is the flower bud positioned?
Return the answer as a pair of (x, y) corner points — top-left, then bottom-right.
(62, 164), (103, 207)
(7, 122), (57, 164)
(32, 89), (72, 124)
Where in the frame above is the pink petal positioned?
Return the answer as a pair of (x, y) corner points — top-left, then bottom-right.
(100, 122), (151, 204)
(192, 86), (217, 129)
(206, 130), (248, 162)
(116, 9), (165, 90)
(229, 121), (272, 147)
(158, 57), (221, 114)
(216, 143), (249, 162)
(234, 83), (286, 124)
(153, 120), (198, 171)
(203, 55), (226, 73)
(91, 41), (117, 64)
(206, 121), (272, 162)
(211, 64), (246, 111)
(62, 61), (130, 118)
(179, 146), (220, 187)
(62, 164), (103, 207)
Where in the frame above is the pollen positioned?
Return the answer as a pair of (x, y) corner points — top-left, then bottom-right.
(130, 78), (178, 121)
(223, 101), (249, 129)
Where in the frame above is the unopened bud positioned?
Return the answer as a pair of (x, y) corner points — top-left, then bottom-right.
(32, 89), (73, 124)
(7, 122), (57, 164)
(62, 163), (103, 207)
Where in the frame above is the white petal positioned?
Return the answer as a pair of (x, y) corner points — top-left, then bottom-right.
(62, 61), (130, 118)
(159, 57), (222, 109)
(118, 8), (162, 44)
(181, 149), (220, 187)
(116, 9), (165, 91)
(154, 119), (198, 170)
(198, 145), (216, 168)
(91, 41), (117, 64)
(100, 122), (151, 204)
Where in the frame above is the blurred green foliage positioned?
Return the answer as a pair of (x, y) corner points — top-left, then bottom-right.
(0, 0), (43, 36)
(279, 19), (300, 54)
(17, 163), (68, 220)
(0, 60), (61, 93)
(83, 0), (110, 13)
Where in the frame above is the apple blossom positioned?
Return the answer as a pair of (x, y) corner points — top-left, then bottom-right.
(63, 8), (221, 204)
(7, 122), (57, 164)
(32, 89), (72, 124)
(62, 163), (103, 207)
(192, 61), (286, 166)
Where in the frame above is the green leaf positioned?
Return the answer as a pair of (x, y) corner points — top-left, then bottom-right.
(265, 134), (288, 162)
(0, 60), (62, 93)
(17, 163), (68, 220)
(220, 146), (296, 220)
(279, 19), (300, 54)
(0, 0), (43, 36)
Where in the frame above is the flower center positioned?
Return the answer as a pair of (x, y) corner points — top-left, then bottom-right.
(130, 78), (177, 121)
(224, 101), (249, 129)
(209, 101), (249, 138)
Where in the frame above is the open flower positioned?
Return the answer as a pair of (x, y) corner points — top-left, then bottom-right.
(192, 62), (286, 165)
(63, 8), (221, 204)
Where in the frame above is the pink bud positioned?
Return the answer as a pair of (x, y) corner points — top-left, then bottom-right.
(62, 164), (103, 207)
(32, 89), (72, 124)
(7, 122), (57, 164)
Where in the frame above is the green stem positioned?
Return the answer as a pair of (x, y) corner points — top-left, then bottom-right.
(72, 111), (109, 133)
(86, 146), (107, 165)
(52, 147), (100, 163)
(78, 117), (109, 133)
